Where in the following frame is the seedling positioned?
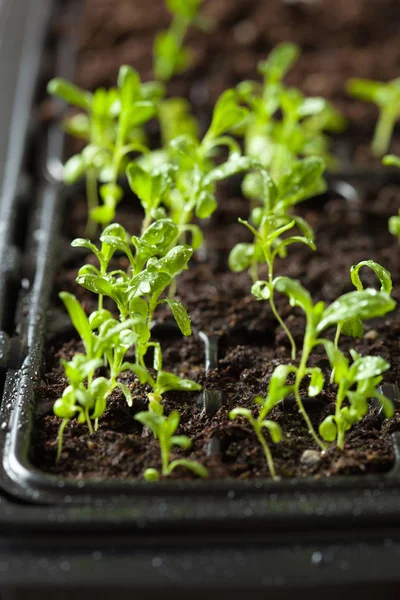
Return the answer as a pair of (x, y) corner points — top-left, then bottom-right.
(382, 155), (400, 240)
(271, 276), (395, 448)
(54, 292), (140, 458)
(135, 409), (208, 480)
(347, 77), (400, 156)
(230, 366), (287, 479)
(333, 260), (393, 350)
(320, 348), (393, 449)
(239, 43), (345, 182)
(229, 157), (324, 359)
(153, 0), (204, 82)
(48, 66), (162, 234)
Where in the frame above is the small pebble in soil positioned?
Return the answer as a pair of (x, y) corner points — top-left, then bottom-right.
(300, 449), (321, 466)
(365, 329), (378, 341)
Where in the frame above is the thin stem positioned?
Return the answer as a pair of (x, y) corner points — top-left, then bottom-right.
(255, 426), (277, 480)
(269, 291), (297, 360)
(56, 419), (69, 462)
(372, 107), (396, 157)
(294, 383), (326, 451)
(85, 169), (99, 238)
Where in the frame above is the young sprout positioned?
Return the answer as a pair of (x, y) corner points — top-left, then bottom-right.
(238, 43), (345, 181)
(135, 409), (208, 480)
(229, 158), (324, 359)
(333, 260), (393, 351)
(230, 365), (287, 480)
(320, 347), (393, 450)
(54, 293), (140, 458)
(48, 66), (162, 235)
(272, 276), (395, 449)
(382, 155), (400, 240)
(347, 77), (400, 156)
(154, 0), (204, 82)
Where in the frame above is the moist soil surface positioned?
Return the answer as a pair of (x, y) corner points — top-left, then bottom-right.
(31, 0), (400, 481)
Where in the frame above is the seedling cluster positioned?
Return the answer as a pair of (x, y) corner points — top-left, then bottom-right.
(47, 26), (399, 481)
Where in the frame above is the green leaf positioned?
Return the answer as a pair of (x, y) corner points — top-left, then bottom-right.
(135, 410), (162, 432)
(229, 243), (255, 273)
(59, 292), (93, 353)
(129, 364), (155, 386)
(268, 364), (296, 405)
(347, 78), (385, 103)
(126, 163), (164, 211)
(158, 245), (193, 277)
(278, 157), (325, 208)
(251, 280), (271, 301)
(154, 31), (188, 82)
(116, 382), (133, 407)
(144, 468), (160, 481)
(166, 0), (202, 19)
(195, 192), (217, 219)
(308, 368), (324, 397)
(258, 42), (300, 84)
(180, 225), (203, 251)
(317, 289), (396, 333)
(168, 458), (208, 478)
(125, 102), (157, 128)
(261, 420), (282, 443)
(341, 318), (364, 339)
(383, 154), (400, 168)
(141, 218), (179, 252)
(47, 78), (92, 110)
(274, 276), (313, 316)
(156, 371), (201, 394)
(90, 205), (115, 225)
(63, 154), (87, 184)
(349, 355), (390, 382)
(76, 274), (114, 297)
(170, 435), (192, 450)
(205, 156), (260, 183)
(208, 89), (249, 138)
(389, 214), (400, 237)
(118, 65), (140, 106)
(319, 415), (337, 442)
(350, 260), (393, 294)
(229, 407), (253, 420)
(162, 299), (192, 335)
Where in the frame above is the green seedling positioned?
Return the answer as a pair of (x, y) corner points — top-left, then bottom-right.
(382, 155), (400, 240)
(333, 260), (393, 350)
(270, 277), (395, 449)
(320, 347), (393, 450)
(75, 219), (195, 372)
(135, 409), (208, 480)
(239, 43), (345, 182)
(48, 66), (162, 234)
(154, 0), (204, 82)
(229, 157), (324, 359)
(347, 77), (400, 156)
(54, 292), (140, 458)
(230, 365), (288, 480)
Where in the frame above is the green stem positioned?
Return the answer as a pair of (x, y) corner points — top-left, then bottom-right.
(269, 291), (297, 360)
(372, 107), (396, 157)
(85, 169), (99, 238)
(56, 419), (69, 462)
(255, 426), (277, 480)
(294, 381), (326, 451)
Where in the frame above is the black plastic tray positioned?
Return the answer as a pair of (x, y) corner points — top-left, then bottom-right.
(2, 1), (400, 597)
